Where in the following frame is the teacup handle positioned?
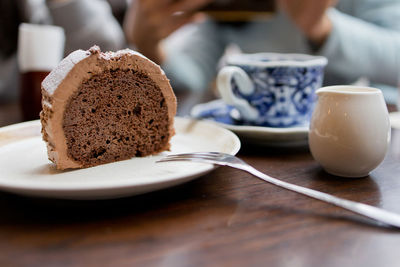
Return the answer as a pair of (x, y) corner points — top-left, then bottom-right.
(217, 66), (259, 121)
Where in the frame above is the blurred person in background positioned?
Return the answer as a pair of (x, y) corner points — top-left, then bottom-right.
(124, 0), (400, 103)
(0, 0), (124, 103)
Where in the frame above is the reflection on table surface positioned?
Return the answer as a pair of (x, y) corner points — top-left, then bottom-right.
(0, 92), (400, 267)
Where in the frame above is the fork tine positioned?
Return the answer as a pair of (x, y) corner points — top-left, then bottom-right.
(157, 152), (226, 161)
(162, 154), (220, 160)
(156, 157), (219, 165)
(163, 152), (225, 159)
(162, 154), (206, 159)
(158, 156), (214, 162)
(157, 158), (195, 163)
(182, 152), (223, 155)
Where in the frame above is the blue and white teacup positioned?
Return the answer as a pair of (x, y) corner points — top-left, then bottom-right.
(217, 53), (327, 127)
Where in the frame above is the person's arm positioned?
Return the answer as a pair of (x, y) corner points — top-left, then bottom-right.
(46, 0), (125, 53)
(277, 0), (334, 49)
(162, 19), (227, 91)
(319, 3), (400, 86)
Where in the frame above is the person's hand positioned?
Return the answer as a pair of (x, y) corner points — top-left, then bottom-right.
(277, 0), (337, 48)
(123, 0), (212, 64)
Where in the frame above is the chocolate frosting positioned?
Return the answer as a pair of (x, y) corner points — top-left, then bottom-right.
(40, 46), (177, 169)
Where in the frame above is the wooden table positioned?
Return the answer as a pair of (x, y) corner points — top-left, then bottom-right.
(1, 94), (400, 267)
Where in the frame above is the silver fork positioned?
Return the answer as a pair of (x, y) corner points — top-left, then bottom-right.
(157, 152), (400, 228)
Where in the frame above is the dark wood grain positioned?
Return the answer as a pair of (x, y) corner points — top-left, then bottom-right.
(0, 97), (400, 267)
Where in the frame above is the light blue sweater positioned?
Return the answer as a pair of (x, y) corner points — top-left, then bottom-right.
(163, 0), (400, 103)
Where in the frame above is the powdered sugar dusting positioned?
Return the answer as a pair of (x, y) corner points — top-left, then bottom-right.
(42, 49), (90, 95)
(42, 46), (165, 96)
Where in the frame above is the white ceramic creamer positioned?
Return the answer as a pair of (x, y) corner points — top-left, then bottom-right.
(309, 86), (390, 177)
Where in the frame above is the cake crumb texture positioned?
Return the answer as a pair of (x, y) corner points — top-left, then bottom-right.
(63, 68), (170, 167)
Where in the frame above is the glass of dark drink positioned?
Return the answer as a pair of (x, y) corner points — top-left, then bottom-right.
(17, 23), (64, 121)
(19, 71), (50, 121)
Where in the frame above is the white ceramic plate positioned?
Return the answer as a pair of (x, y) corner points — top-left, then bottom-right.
(0, 117), (240, 200)
(191, 100), (309, 147)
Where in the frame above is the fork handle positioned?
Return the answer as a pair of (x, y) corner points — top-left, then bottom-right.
(243, 165), (400, 228)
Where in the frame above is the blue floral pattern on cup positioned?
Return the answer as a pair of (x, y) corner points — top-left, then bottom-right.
(231, 65), (325, 127)
(217, 53), (327, 128)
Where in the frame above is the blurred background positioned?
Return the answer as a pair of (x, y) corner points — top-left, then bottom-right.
(1, 0), (400, 120)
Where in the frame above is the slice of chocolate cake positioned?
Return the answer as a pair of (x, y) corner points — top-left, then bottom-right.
(40, 46), (177, 170)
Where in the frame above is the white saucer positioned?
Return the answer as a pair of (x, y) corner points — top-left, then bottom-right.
(191, 100), (309, 147)
(0, 117), (240, 200)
